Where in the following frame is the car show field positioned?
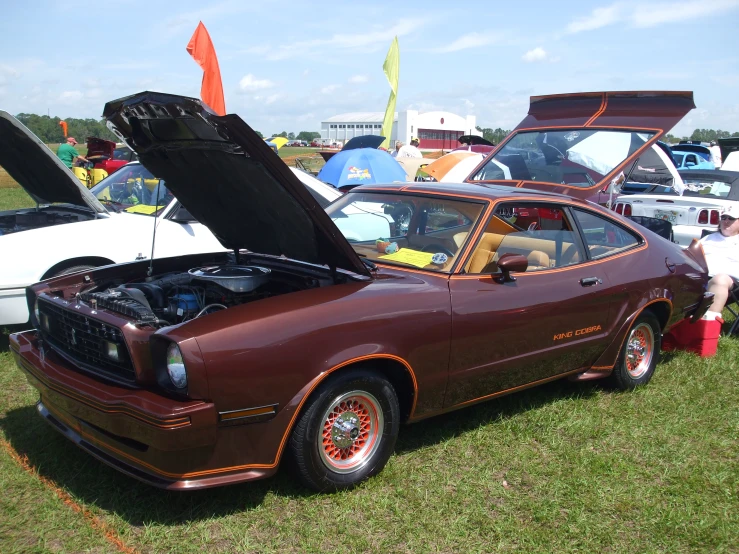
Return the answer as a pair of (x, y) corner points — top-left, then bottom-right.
(0, 91), (737, 553)
(0, 323), (736, 552)
(2, 0), (739, 546)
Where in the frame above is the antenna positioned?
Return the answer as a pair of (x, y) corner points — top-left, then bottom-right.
(146, 181), (162, 277)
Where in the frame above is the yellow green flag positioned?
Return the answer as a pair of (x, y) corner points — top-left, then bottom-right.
(381, 37), (399, 150)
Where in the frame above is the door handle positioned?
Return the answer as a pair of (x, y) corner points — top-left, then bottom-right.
(580, 277), (603, 287)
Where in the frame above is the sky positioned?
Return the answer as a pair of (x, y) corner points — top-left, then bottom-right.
(1, 0), (738, 137)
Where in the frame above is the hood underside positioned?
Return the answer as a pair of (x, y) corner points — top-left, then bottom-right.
(102, 92), (370, 278)
(0, 111), (107, 212)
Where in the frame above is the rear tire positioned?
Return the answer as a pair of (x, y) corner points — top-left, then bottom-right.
(288, 369), (399, 492)
(608, 311), (661, 390)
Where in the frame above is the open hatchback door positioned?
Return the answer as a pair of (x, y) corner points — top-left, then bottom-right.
(465, 91), (695, 202)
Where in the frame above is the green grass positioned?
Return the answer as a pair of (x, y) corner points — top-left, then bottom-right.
(0, 189), (737, 553)
(0, 330), (737, 553)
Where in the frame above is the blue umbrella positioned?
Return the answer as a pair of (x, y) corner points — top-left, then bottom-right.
(317, 148), (407, 189)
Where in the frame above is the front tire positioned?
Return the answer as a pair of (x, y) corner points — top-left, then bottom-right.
(608, 311), (661, 390)
(288, 369), (399, 491)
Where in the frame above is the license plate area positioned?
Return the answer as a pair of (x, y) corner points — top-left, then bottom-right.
(653, 209), (678, 223)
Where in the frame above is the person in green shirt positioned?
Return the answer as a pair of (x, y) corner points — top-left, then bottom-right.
(56, 137), (88, 169)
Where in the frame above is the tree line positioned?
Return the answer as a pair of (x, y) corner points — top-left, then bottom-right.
(15, 113), (118, 143)
(478, 126), (739, 146)
(268, 131), (322, 141)
(16, 111), (736, 148)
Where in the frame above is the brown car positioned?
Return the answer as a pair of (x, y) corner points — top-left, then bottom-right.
(11, 92), (713, 492)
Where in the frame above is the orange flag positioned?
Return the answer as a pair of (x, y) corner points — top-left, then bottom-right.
(186, 21), (226, 116)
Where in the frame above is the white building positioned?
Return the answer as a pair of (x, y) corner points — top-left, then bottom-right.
(320, 110), (481, 149)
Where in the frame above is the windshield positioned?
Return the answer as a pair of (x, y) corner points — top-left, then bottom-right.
(325, 191), (486, 272)
(90, 164), (174, 215)
(469, 129), (657, 187)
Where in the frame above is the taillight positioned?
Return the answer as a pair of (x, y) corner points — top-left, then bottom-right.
(623, 204), (632, 217)
(615, 203), (624, 214)
(698, 210), (708, 224)
(710, 210), (719, 225)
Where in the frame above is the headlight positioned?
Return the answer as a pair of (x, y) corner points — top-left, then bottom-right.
(33, 298), (40, 324)
(166, 343), (188, 389)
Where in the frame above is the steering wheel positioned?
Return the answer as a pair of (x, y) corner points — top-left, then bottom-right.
(421, 244), (455, 257)
(541, 143), (564, 165)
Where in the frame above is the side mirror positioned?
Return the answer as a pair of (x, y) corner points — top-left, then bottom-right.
(494, 253), (528, 283)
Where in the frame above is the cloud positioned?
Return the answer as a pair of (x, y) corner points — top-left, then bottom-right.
(630, 0), (739, 27)
(321, 84), (340, 94)
(522, 47), (548, 63)
(58, 90), (84, 104)
(566, 0), (739, 33)
(432, 32), (498, 53)
(238, 74), (275, 92)
(161, 0), (258, 40)
(247, 18), (426, 61)
(566, 4), (622, 33)
(349, 75), (369, 84)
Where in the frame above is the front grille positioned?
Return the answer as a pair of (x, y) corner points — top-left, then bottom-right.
(38, 299), (136, 384)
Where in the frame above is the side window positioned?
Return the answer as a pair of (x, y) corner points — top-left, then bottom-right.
(572, 209), (640, 259)
(465, 203), (585, 274)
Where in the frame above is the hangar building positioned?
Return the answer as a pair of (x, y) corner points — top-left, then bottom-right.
(320, 110), (481, 149)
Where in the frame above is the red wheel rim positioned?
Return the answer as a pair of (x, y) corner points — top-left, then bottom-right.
(318, 391), (383, 474)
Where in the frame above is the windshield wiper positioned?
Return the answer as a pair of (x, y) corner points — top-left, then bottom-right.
(358, 255), (377, 271)
(99, 198), (124, 213)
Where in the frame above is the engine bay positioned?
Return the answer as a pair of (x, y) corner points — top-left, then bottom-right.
(78, 263), (323, 328)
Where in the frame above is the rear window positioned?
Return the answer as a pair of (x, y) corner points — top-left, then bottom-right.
(469, 129), (656, 188)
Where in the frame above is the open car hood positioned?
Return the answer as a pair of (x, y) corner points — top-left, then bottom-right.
(103, 91), (370, 278)
(0, 111), (108, 213)
(86, 136), (116, 160)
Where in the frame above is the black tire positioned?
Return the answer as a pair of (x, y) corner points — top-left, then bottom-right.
(288, 369), (400, 492)
(608, 311), (661, 390)
(51, 264), (96, 277)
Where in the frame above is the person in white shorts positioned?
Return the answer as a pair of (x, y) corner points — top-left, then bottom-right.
(700, 204), (739, 319)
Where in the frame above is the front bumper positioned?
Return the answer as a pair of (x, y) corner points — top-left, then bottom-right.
(10, 330), (266, 490)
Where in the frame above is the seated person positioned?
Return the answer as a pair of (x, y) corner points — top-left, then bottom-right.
(700, 205), (739, 320)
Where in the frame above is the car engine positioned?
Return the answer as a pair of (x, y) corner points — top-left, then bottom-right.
(79, 265), (312, 327)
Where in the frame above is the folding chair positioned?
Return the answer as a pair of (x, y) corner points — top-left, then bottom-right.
(627, 215), (674, 241)
(725, 278), (739, 335)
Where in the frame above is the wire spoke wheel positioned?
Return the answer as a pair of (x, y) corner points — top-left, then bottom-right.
(608, 311), (660, 391)
(318, 390), (384, 474)
(625, 322), (654, 379)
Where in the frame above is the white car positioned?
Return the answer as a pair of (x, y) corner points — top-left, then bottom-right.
(613, 169), (739, 246)
(0, 111), (344, 325)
